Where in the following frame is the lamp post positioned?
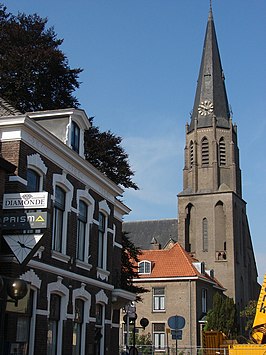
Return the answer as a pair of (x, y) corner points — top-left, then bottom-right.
(0, 275), (28, 354)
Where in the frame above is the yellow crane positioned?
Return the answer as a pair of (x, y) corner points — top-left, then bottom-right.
(229, 275), (266, 354)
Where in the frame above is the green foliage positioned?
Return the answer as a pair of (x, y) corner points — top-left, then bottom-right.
(240, 299), (257, 334)
(0, 4), (82, 112)
(129, 332), (152, 354)
(121, 232), (147, 300)
(84, 120), (138, 190)
(204, 292), (238, 338)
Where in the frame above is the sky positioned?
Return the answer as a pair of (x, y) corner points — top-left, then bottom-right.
(5, 0), (266, 282)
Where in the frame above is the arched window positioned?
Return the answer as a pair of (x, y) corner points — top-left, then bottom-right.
(219, 138), (226, 166)
(27, 168), (40, 192)
(138, 260), (151, 274)
(76, 201), (88, 261)
(201, 137), (209, 166)
(72, 299), (84, 355)
(47, 293), (61, 355)
(185, 203), (195, 253)
(98, 212), (106, 269)
(71, 121), (80, 153)
(202, 218), (208, 251)
(53, 186), (66, 252)
(95, 303), (104, 355)
(189, 141), (194, 168)
(215, 201), (227, 260)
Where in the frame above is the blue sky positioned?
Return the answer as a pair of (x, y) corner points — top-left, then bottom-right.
(5, 0), (266, 281)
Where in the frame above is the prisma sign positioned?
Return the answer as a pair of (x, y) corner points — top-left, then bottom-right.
(0, 212), (48, 229)
(3, 192), (48, 209)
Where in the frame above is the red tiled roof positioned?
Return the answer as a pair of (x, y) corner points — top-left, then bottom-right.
(136, 243), (202, 278)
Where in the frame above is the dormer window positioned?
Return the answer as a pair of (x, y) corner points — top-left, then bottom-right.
(138, 260), (151, 274)
(71, 121), (80, 153)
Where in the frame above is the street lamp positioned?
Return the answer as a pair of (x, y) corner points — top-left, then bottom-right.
(0, 275), (28, 353)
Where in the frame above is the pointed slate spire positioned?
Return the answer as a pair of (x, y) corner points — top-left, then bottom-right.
(189, 5), (230, 132)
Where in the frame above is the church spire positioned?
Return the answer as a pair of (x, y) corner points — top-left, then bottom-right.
(189, 6), (230, 132)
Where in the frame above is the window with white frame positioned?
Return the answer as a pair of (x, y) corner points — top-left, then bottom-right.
(153, 287), (165, 311)
(27, 168), (41, 192)
(47, 294), (61, 355)
(72, 298), (84, 355)
(138, 260), (151, 274)
(98, 212), (106, 269)
(27, 153), (47, 191)
(202, 288), (207, 314)
(52, 186), (66, 252)
(76, 201), (88, 261)
(95, 303), (104, 355)
(153, 323), (165, 350)
(71, 121), (80, 153)
(16, 289), (33, 351)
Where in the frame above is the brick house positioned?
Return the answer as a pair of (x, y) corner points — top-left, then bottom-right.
(0, 100), (135, 355)
(120, 242), (224, 352)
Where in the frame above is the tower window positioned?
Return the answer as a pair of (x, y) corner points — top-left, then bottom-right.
(219, 138), (226, 166)
(201, 137), (209, 166)
(202, 218), (208, 251)
(189, 141), (194, 168)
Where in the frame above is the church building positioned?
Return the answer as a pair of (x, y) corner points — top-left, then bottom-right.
(177, 5), (258, 310)
(124, 4), (259, 332)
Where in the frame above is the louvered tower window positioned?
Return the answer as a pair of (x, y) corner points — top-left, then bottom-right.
(202, 218), (208, 251)
(219, 138), (226, 166)
(201, 137), (209, 166)
(189, 141), (194, 168)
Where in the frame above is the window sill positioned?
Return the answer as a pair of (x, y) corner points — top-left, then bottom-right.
(76, 259), (92, 271)
(97, 267), (110, 281)
(152, 310), (166, 313)
(51, 250), (70, 263)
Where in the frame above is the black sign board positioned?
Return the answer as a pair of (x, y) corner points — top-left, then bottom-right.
(0, 212), (48, 229)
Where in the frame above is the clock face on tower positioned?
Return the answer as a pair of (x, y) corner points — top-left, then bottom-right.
(198, 100), (214, 116)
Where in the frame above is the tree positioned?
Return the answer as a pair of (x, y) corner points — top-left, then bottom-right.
(0, 5), (138, 191)
(0, 4), (82, 112)
(204, 293), (238, 339)
(84, 120), (138, 190)
(240, 300), (257, 335)
(121, 232), (147, 300)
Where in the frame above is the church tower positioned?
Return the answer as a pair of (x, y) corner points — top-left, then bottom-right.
(177, 6), (258, 310)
